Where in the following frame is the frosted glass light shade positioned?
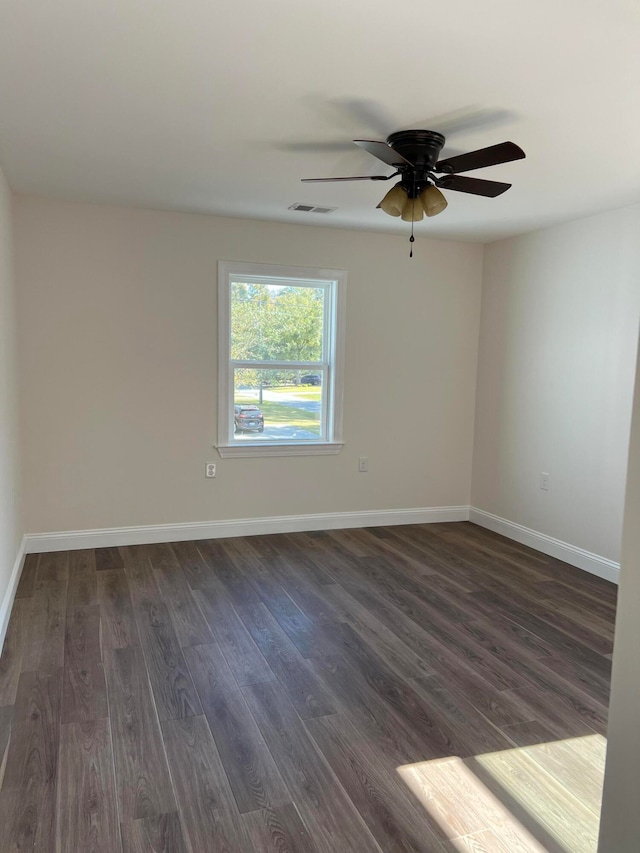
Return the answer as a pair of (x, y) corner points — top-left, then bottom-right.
(421, 185), (448, 217)
(378, 183), (407, 217)
(401, 197), (424, 222)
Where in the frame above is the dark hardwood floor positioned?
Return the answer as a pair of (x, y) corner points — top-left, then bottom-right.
(0, 522), (616, 852)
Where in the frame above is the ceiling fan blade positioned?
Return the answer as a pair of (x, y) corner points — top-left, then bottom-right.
(301, 175), (390, 182)
(411, 107), (516, 138)
(337, 98), (396, 136)
(436, 175), (512, 197)
(353, 139), (414, 168)
(436, 141), (525, 174)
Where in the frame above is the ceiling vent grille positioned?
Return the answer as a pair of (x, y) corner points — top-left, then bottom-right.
(288, 203), (336, 214)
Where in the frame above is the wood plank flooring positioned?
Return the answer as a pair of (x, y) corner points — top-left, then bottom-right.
(0, 522), (616, 852)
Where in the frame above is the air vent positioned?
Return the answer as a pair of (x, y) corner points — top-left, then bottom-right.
(288, 203), (336, 214)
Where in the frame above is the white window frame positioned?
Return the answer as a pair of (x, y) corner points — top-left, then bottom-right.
(216, 260), (346, 458)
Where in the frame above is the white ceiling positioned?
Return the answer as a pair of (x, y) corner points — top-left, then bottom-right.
(0, 0), (639, 242)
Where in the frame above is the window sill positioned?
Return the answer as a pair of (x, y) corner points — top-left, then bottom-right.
(216, 441), (344, 459)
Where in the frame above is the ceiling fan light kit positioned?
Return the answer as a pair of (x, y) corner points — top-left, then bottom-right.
(421, 185), (448, 217)
(378, 183), (407, 217)
(401, 197), (424, 223)
(379, 183), (447, 220)
(302, 128), (525, 255)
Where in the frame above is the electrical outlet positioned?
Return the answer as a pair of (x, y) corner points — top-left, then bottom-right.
(205, 462), (216, 478)
(358, 457), (368, 473)
(540, 472), (550, 491)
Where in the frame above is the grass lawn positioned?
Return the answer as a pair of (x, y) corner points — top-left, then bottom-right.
(235, 385), (321, 432)
(266, 386), (321, 401)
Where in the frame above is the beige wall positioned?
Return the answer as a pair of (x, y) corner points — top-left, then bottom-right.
(15, 196), (483, 534)
(9, 191), (640, 846)
(472, 204), (640, 562)
(0, 165), (21, 607)
(598, 322), (640, 851)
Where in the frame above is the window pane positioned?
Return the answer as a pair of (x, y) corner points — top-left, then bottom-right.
(234, 369), (323, 441)
(230, 282), (325, 362)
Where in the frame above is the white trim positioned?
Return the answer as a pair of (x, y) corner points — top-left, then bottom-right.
(18, 506), (619, 587)
(24, 506), (470, 553)
(0, 536), (26, 652)
(469, 507), (620, 584)
(216, 441), (344, 458)
(217, 260), (346, 454)
(231, 360), (326, 369)
(217, 264), (232, 440)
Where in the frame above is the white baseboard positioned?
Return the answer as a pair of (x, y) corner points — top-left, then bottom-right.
(0, 536), (26, 653)
(469, 507), (620, 584)
(21, 504), (618, 587)
(24, 505), (471, 554)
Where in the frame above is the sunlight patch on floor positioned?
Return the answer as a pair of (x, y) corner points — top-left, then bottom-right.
(397, 734), (606, 853)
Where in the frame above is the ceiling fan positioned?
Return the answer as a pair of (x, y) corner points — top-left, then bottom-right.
(302, 130), (526, 225)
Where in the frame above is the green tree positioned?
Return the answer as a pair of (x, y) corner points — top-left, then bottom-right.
(230, 282), (324, 401)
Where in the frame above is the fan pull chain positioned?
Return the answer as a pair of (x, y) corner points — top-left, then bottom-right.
(409, 174), (417, 258)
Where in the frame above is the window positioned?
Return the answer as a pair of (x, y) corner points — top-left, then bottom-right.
(217, 261), (346, 457)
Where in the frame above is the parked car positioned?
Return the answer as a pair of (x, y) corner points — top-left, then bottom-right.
(234, 405), (264, 432)
(300, 373), (321, 386)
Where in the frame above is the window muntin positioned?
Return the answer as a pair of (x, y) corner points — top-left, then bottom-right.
(217, 262), (345, 457)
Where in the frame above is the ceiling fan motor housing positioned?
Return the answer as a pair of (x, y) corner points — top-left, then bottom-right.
(387, 130), (446, 196)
